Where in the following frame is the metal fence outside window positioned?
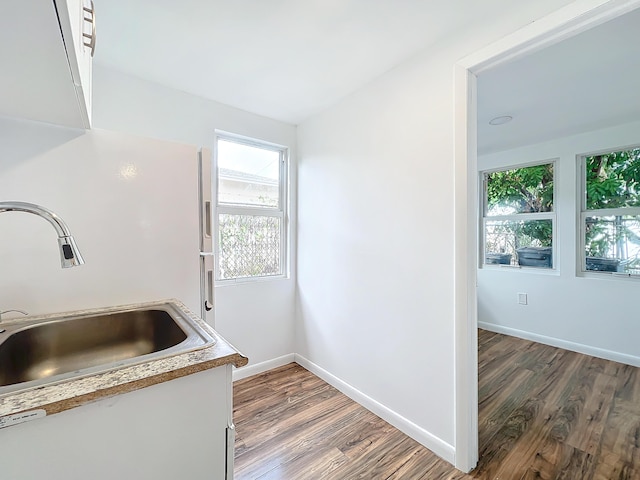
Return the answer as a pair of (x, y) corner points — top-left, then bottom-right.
(218, 214), (281, 279)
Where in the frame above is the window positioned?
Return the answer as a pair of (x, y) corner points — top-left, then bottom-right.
(580, 147), (640, 276)
(481, 162), (555, 269)
(214, 133), (288, 281)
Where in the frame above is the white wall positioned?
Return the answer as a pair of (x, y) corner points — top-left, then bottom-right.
(0, 116), (201, 316)
(297, 54), (459, 458)
(296, 0), (577, 458)
(478, 120), (640, 366)
(93, 65), (297, 367)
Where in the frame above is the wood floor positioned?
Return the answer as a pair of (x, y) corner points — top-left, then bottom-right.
(233, 331), (640, 479)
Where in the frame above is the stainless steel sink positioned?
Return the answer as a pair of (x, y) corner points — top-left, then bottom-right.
(0, 302), (215, 395)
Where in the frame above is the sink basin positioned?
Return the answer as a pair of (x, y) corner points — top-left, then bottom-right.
(0, 302), (215, 395)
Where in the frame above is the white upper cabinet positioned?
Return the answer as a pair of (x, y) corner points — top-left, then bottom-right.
(0, 0), (95, 128)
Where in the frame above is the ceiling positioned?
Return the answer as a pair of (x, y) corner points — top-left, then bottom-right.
(95, 0), (572, 125)
(478, 7), (640, 155)
(95, 2), (640, 139)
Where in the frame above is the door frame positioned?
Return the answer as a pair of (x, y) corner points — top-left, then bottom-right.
(453, 0), (640, 472)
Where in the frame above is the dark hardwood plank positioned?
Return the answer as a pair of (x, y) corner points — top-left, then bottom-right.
(254, 446), (347, 480)
(614, 364), (640, 402)
(234, 389), (356, 478)
(478, 365), (535, 448)
(234, 331), (640, 479)
(600, 398), (640, 468)
(521, 445), (595, 480)
(474, 396), (549, 480)
(565, 372), (617, 455)
(329, 428), (424, 479)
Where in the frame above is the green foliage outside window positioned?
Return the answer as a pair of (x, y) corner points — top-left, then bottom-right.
(485, 164), (554, 250)
(584, 149), (640, 267)
(485, 151), (640, 273)
(585, 149), (640, 209)
(486, 163), (554, 214)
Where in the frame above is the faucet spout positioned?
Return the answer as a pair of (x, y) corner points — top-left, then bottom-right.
(0, 201), (85, 268)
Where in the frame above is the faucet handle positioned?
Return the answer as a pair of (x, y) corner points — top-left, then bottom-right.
(0, 309), (29, 321)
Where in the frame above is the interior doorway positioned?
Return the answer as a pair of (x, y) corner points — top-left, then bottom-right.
(453, 0), (640, 472)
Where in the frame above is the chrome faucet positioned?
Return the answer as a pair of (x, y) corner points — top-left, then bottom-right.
(0, 309), (29, 332)
(0, 309), (28, 330)
(0, 201), (85, 268)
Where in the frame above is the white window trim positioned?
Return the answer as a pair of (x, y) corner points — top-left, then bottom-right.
(577, 148), (640, 279)
(480, 159), (558, 271)
(213, 131), (289, 284)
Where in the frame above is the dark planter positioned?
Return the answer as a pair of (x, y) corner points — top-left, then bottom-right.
(485, 253), (512, 265)
(586, 257), (620, 272)
(517, 247), (552, 268)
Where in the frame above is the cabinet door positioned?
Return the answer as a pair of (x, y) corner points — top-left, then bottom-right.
(0, 368), (230, 479)
(0, 0), (84, 127)
(56, 0), (94, 126)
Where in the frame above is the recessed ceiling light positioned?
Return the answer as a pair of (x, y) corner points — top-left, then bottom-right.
(489, 115), (513, 126)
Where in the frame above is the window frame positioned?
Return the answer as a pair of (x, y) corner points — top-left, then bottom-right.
(578, 146), (640, 279)
(479, 159), (558, 271)
(213, 131), (289, 283)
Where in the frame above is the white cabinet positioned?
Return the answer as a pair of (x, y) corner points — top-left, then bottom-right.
(57, 0), (95, 125)
(0, 366), (233, 480)
(0, 0), (94, 128)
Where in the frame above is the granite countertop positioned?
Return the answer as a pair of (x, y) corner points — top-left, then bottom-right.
(0, 299), (248, 419)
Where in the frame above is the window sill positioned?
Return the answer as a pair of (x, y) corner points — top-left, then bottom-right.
(481, 264), (559, 276)
(216, 274), (290, 286)
(578, 271), (640, 282)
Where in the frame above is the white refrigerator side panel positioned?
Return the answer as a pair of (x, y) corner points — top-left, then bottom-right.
(0, 120), (201, 316)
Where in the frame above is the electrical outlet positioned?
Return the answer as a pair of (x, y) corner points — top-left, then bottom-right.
(518, 293), (528, 305)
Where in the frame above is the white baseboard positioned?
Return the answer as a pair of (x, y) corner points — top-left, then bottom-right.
(232, 353), (296, 381)
(294, 353), (456, 465)
(479, 322), (640, 367)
